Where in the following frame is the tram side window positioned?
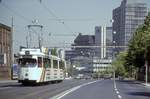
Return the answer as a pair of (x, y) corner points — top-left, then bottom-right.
(53, 60), (58, 69)
(49, 59), (51, 67)
(38, 57), (42, 67)
(59, 61), (65, 69)
(44, 58), (51, 68)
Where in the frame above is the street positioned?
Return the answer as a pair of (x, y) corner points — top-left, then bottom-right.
(0, 79), (150, 99)
(54, 79), (150, 99)
(0, 79), (95, 99)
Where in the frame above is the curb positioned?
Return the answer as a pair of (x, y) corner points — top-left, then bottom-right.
(142, 83), (150, 88)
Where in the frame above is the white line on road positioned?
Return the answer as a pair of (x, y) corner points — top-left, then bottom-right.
(113, 80), (123, 99)
(116, 91), (119, 94)
(51, 86), (81, 99)
(50, 80), (100, 99)
(118, 95), (122, 99)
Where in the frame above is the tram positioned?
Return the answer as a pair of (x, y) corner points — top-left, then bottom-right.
(17, 48), (65, 85)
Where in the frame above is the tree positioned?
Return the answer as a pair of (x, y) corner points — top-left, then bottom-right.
(112, 52), (127, 77)
(126, 12), (150, 80)
(127, 12), (150, 67)
(51, 48), (58, 56)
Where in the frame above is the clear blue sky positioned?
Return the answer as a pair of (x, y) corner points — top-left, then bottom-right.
(0, 0), (150, 53)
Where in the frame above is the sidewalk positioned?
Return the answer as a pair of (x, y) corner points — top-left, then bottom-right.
(134, 80), (150, 88)
(142, 82), (150, 88)
(0, 80), (17, 84)
(120, 78), (150, 88)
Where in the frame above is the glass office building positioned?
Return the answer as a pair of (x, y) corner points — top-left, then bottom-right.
(113, 0), (148, 51)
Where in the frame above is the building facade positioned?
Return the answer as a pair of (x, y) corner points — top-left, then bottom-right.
(106, 27), (113, 59)
(73, 33), (95, 57)
(95, 26), (112, 59)
(113, 0), (147, 52)
(65, 33), (95, 76)
(0, 23), (12, 79)
(93, 58), (112, 73)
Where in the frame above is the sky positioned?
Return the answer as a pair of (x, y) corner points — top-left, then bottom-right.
(0, 0), (150, 53)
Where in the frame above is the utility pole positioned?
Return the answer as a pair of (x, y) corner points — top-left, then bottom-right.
(145, 60), (148, 85)
(26, 36), (28, 48)
(10, 16), (14, 80)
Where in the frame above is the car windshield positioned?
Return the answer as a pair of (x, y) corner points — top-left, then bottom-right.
(19, 58), (37, 67)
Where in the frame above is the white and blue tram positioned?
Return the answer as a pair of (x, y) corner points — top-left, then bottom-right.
(17, 48), (65, 85)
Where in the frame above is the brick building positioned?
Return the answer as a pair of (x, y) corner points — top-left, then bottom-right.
(0, 23), (12, 79)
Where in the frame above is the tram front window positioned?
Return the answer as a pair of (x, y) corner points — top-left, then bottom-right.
(19, 58), (37, 67)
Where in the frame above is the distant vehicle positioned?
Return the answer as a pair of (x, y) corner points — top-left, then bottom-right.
(75, 74), (84, 79)
(17, 48), (66, 85)
(83, 75), (91, 80)
(12, 64), (18, 79)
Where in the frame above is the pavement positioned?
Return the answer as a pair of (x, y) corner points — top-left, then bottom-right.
(0, 79), (150, 99)
(133, 80), (150, 88)
(142, 83), (150, 87)
(52, 79), (150, 99)
(0, 79), (96, 99)
(0, 80), (17, 83)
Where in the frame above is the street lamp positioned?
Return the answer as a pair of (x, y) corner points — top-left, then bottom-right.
(112, 40), (116, 87)
(112, 32), (117, 88)
(72, 65), (76, 77)
(110, 19), (117, 85)
(113, 31), (116, 34)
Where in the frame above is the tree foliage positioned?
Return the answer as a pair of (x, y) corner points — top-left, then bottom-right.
(51, 48), (58, 56)
(112, 52), (127, 77)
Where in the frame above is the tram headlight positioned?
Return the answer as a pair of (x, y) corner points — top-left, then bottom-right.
(25, 73), (28, 77)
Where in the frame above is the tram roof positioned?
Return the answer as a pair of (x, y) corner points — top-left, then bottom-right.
(19, 48), (44, 56)
(19, 48), (65, 61)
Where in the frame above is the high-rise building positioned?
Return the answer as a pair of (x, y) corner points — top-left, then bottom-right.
(0, 23), (12, 79)
(106, 27), (113, 59)
(95, 26), (112, 59)
(113, 0), (147, 52)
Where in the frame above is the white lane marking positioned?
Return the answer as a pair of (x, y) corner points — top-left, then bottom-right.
(0, 87), (12, 90)
(118, 95), (122, 99)
(51, 86), (81, 99)
(116, 91), (119, 94)
(114, 80), (117, 89)
(50, 80), (100, 99)
(113, 80), (122, 99)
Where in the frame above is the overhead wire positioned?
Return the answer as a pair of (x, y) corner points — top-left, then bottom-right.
(0, 1), (43, 47)
(37, 0), (76, 36)
(1, 2), (31, 23)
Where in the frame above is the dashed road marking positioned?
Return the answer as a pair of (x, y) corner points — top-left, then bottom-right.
(116, 91), (119, 94)
(118, 95), (122, 99)
(113, 80), (122, 99)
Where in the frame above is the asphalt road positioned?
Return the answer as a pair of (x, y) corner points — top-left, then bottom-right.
(58, 79), (118, 99)
(53, 79), (150, 99)
(0, 79), (150, 99)
(116, 80), (150, 99)
(0, 79), (95, 99)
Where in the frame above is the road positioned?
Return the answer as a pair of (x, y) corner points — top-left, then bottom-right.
(0, 79), (95, 99)
(53, 79), (150, 99)
(0, 79), (150, 99)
